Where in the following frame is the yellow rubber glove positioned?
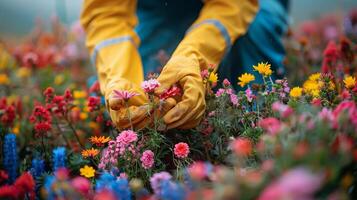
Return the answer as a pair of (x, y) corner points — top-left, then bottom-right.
(80, 0), (149, 129)
(157, 0), (259, 129)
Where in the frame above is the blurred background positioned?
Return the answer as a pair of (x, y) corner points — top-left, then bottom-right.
(1, 0), (357, 39)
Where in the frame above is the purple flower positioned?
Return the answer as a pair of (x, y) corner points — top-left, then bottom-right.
(150, 172), (172, 194)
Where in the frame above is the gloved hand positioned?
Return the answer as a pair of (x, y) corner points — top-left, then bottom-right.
(156, 0), (258, 129)
(156, 56), (205, 129)
(81, 0), (177, 130)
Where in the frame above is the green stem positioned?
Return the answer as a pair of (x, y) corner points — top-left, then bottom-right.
(65, 117), (84, 149)
(125, 101), (133, 130)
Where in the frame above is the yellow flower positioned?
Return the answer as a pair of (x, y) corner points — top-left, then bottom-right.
(90, 136), (111, 147)
(238, 73), (255, 87)
(12, 124), (20, 135)
(0, 73), (10, 85)
(81, 148), (99, 158)
(73, 90), (87, 99)
(253, 62), (272, 77)
(80, 165), (96, 178)
(311, 89), (320, 98)
(343, 76), (356, 89)
(303, 80), (319, 92)
(54, 75), (64, 85)
(308, 73), (321, 81)
(80, 112), (88, 120)
(89, 122), (100, 130)
(208, 72), (218, 84)
(16, 67), (31, 79)
(290, 87), (303, 98)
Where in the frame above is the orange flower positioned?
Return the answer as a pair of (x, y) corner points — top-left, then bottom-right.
(81, 148), (99, 158)
(89, 136), (111, 147)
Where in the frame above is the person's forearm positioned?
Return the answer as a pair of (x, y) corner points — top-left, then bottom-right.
(80, 0), (144, 95)
(172, 0), (259, 69)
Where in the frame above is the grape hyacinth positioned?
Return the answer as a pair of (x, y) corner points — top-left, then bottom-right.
(52, 147), (66, 171)
(30, 158), (45, 178)
(3, 133), (18, 183)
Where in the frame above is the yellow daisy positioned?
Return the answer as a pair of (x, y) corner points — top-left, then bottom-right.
(80, 165), (96, 178)
(290, 87), (303, 99)
(253, 62), (273, 77)
(308, 73), (321, 82)
(343, 76), (356, 89)
(238, 73), (255, 87)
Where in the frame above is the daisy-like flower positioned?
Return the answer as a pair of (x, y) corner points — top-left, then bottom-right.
(112, 90), (139, 101)
(238, 73), (255, 87)
(89, 136), (111, 147)
(81, 148), (100, 158)
(208, 72), (218, 85)
(80, 165), (96, 178)
(290, 87), (303, 99)
(141, 79), (160, 93)
(308, 73), (321, 81)
(344, 76), (356, 89)
(253, 62), (273, 77)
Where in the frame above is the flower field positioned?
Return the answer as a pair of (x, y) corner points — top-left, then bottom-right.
(0, 11), (357, 200)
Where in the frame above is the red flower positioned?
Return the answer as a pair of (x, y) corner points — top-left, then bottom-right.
(0, 170), (8, 183)
(159, 86), (182, 100)
(321, 41), (340, 73)
(34, 122), (52, 135)
(1, 105), (16, 127)
(0, 172), (35, 200)
(174, 142), (190, 159)
(231, 138), (253, 156)
(64, 89), (73, 102)
(43, 87), (55, 102)
(88, 96), (101, 111)
(14, 172), (35, 199)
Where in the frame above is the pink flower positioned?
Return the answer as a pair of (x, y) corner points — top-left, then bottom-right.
(150, 172), (172, 194)
(112, 90), (138, 101)
(230, 94), (239, 106)
(318, 108), (335, 123)
(258, 168), (322, 200)
(272, 102), (293, 118)
(188, 161), (212, 181)
(71, 177), (91, 196)
(258, 117), (282, 136)
(215, 88), (226, 97)
(201, 69), (209, 79)
(141, 79), (160, 93)
(116, 130), (138, 146)
(231, 138), (253, 156)
(140, 150), (155, 169)
(174, 142), (190, 159)
(223, 79), (231, 87)
(245, 88), (255, 103)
